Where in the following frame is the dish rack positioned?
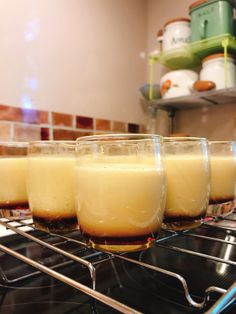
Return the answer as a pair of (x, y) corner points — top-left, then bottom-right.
(0, 216), (236, 314)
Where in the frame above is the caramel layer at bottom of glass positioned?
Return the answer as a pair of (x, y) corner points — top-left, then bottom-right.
(163, 213), (206, 231)
(33, 215), (78, 233)
(207, 199), (235, 217)
(209, 197), (234, 205)
(0, 202), (29, 210)
(0, 203), (31, 220)
(81, 231), (159, 253)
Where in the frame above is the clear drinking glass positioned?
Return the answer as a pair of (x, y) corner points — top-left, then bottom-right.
(75, 134), (166, 253)
(207, 141), (236, 217)
(164, 137), (210, 231)
(0, 142), (31, 220)
(27, 141), (78, 233)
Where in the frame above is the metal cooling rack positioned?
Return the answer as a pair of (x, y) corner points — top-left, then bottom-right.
(0, 217), (236, 314)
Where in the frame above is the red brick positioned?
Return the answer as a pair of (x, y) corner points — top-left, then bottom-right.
(0, 104), (48, 124)
(52, 112), (73, 127)
(53, 129), (92, 140)
(95, 119), (111, 131)
(76, 116), (93, 129)
(41, 127), (51, 140)
(13, 124), (41, 141)
(112, 121), (126, 133)
(0, 122), (11, 141)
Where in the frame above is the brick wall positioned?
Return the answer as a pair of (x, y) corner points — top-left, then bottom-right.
(0, 104), (146, 142)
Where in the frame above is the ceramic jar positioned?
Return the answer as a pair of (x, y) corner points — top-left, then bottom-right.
(200, 53), (236, 90)
(162, 18), (191, 52)
(160, 70), (198, 99)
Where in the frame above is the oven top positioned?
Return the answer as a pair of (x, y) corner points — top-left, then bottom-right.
(0, 216), (236, 314)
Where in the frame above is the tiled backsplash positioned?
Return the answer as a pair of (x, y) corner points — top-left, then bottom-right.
(0, 104), (145, 142)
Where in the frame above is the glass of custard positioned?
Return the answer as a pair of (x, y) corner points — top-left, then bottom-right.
(163, 137), (210, 231)
(27, 141), (78, 233)
(0, 142), (31, 220)
(207, 141), (236, 217)
(75, 134), (166, 253)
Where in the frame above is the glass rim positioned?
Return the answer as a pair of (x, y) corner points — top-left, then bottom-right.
(0, 141), (29, 147)
(164, 136), (208, 142)
(76, 133), (162, 143)
(209, 140), (236, 144)
(29, 140), (76, 147)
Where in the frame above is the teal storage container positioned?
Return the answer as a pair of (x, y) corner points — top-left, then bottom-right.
(190, 0), (234, 42)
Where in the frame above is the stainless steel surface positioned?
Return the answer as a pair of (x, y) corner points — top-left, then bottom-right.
(0, 217), (236, 313)
(206, 281), (236, 314)
(0, 242), (139, 314)
(0, 219), (96, 289)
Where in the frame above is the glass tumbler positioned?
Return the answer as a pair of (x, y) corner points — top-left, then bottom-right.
(207, 141), (236, 217)
(0, 142), (30, 220)
(164, 137), (210, 231)
(75, 134), (166, 253)
(27, 141), (78, 233)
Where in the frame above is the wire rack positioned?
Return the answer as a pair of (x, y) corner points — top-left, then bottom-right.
(0, 216), (236, 314)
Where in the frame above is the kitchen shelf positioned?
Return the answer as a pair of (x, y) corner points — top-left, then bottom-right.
(150, 33), (236, 70)
(141, 87), (236, 112)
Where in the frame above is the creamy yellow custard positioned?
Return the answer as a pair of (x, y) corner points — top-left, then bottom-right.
(28, 156), (76, 218)
(0, 157), (28, 207)
(165, 155), (209, 218)
(210, 156), (235, 203)
(76, 162), (165, 238)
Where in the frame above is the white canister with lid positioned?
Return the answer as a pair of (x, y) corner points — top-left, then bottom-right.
(163, 17), (191, 52)
(200, 53), (236, 90)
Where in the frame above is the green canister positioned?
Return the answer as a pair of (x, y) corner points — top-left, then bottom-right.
(189, 0), (234, 42)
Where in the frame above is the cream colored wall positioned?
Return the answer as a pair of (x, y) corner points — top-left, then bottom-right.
(175, 105), (236, 140)
(0, 0), (147, 124)
(147, 0), (236, 140)
(2, 0), (235, 137)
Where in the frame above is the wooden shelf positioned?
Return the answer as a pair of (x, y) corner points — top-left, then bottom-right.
(141, 87), (236, 112)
